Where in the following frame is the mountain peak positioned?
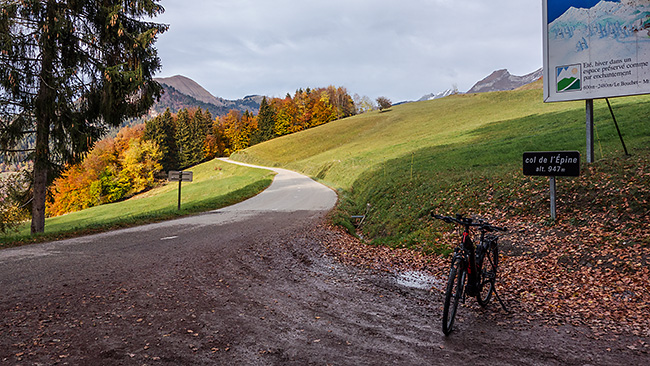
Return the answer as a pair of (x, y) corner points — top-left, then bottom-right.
(151, 75), (263, 117)
(467, 68), (543, 94)
(155, 75), (224, 107)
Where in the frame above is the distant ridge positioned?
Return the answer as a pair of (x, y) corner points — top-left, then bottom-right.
(414, 68), (542, 104)
(153, 75), (263, 116)
(467, 68), (543, 94)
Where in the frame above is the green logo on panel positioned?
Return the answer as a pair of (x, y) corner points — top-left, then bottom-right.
(556, 65), (582, 92)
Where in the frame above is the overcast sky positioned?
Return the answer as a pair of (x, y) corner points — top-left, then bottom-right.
(154, 0), (543, 102)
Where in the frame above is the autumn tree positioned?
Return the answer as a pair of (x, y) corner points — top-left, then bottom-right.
(326, 86), (356, 120)
(221, 110), (257, 154)
(376, 96), (392, 111)
(272, 97), (296, 137)
(267, 86), (356, 138)
(0, 0), (167, 233)
(309, 95), (332, 127)
(48, 125), (162, 216)
(205, 117), (228, 159)
(353, 94), (376, 114)
(205, 86), (356, 155)
(118, 138), (162, 196)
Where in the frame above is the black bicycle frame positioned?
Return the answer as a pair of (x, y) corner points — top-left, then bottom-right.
(460, 227), (479, 296)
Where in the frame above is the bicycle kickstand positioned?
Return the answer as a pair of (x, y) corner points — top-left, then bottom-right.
(492, 285), (509, 313)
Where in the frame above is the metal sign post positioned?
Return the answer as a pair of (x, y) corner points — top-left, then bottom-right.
(177, 178), (182, 210)
(168, 171), (193, 210)
(549, 176), (557, 220)
(523, 151), (580, 220)
(586, 100), (594, 163)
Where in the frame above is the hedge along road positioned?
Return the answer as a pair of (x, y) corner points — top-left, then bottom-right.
(0, 160), (645, 365)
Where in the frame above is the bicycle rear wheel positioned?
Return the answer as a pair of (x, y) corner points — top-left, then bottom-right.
(442, 256), (466, 335)
(477, 240), (498, 306)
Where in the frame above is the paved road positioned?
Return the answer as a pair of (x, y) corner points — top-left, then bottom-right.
(0, 161), (646, 365)
(0, 160), (336, 264)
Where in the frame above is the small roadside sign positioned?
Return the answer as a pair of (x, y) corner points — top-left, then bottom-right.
(168, 171), (193, 210)
(168, 170), (193, 182)
(522, 151), (580, 221)
(523, 151), (580, 177)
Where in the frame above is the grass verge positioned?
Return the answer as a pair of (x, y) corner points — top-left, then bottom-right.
(0, 159), (274, 249)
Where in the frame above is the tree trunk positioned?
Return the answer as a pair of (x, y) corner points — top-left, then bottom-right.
(31, 1), (55, 234)
(31, 83), (52, 234)
(31, 155), (48, 234)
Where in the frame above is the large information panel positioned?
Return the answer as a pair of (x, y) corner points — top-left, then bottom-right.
(543, 0), (650, 102)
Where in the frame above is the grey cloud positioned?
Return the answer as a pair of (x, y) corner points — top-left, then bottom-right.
(154, 0), (542, 101)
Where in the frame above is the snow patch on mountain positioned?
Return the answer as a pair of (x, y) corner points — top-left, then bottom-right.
(417, 88), (458, 101)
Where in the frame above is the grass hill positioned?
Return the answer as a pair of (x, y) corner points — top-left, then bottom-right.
(232, 85), (585, 189)
(232, 85), (650, 252)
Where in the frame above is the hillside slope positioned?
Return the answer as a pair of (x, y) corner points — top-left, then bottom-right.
(233, 88), (590, 189)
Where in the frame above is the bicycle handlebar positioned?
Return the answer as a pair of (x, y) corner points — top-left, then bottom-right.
(432, 212), (507, 232)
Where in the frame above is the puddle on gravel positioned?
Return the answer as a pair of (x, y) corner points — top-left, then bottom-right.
(394, 271), (444, 291)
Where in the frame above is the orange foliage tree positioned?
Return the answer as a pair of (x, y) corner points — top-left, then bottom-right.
(209, 86), (355, 154)
(47, 125), (162, 217)
(266, 86), (354, 141)
(219, 110), (258, 155)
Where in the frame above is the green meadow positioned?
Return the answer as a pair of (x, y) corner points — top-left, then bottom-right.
(233, 83), (650, 253)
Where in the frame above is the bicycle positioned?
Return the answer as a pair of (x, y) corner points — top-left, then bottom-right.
(432, 213), (508, 335)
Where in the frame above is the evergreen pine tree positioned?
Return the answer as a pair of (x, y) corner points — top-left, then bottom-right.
(0, 0), (167, 233)
(144, 109), (178, 172)
(189, 109), (206, 165)
(175, 109), (192, 169)
(251, 97), (276, 145)
(201, 110), (214, 137)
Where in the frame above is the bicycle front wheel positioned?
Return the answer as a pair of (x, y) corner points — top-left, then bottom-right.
(442, 256), (466, 335)
(477, 241), (498, 306)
